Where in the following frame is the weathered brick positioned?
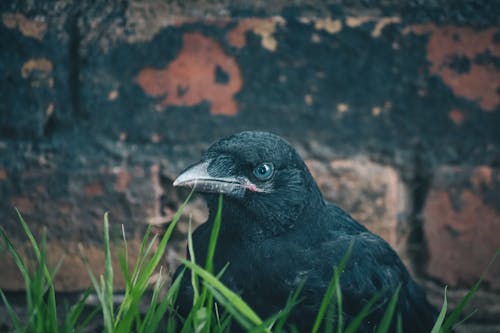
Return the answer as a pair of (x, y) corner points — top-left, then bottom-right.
(1, 239), (143, 291)
(0, 163), (162, 291)
(306, 158), (408, 251)
(423, 166), (500, 290)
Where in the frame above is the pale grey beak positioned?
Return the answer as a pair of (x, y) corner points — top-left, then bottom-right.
(173, 160), (249, 197)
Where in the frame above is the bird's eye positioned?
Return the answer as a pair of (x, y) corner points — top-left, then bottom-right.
(253, 163), (274, 181)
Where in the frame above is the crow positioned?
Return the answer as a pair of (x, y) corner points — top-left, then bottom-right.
(172, 131), (437, 332)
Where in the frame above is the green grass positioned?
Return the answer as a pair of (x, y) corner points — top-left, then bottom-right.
(0, 196), (498, 333)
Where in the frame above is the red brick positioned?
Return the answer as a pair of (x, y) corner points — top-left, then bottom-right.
(423, 166), (500, 289)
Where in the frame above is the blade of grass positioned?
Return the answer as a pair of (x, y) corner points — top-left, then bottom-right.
(0, 289), (24, 333)
(430, 286), (448, 333)
(63, 289), (93, 331)
(214, 302), (222, 330)
(144, 275), (179, 332)
(135, 232), (159, 272)
(100, 274), (114, 333)
(450, 308), (477, 329)
(441, 248), (499, 332)
(131, 225), (153, 280)
(187, 218), (200, 304)
(203, 286), (255, 331)
(117, 224), (131, 289)
(115, 235), (168, 331)
(324, 302), (335, 333)
(17, 210), (59, 325)
(201, 195), (223, 333)
(185, 217), (210, 333)
(219, 309), (234, 332)
(140, 267), (165, 328)
(311, 243), (353, 333)
(250, 282), (305, 333)
(115, 191), (193, 332)
(0, 226), (32, 310)
(334, 258), (344, 333)
(166, 268), (185, 306)
(179, 312), (193, 333)
(141, 267), (172, 332)
(40, 227), (58, 333)
(166, 317), (179, 333)
(270, 282), (305, 333)
(375, 284), (401, 333)
(80, 244), (114, 333)
(15, 209), (60, 332)
(103, 212), (114, 326)
(15, 209), (42, 265)
(343, 291), (383, 333)
(76, 306), (101, 333)
(205, 194), (223, 274)
(396, 312), (403, 333)
(80, 214), (114, 332)
(181, 259), (265, 329)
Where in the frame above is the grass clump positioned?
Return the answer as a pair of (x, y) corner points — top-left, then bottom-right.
(0, 210), (96, 333)
(0, 195), (498, 332)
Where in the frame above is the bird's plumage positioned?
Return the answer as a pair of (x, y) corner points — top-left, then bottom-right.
(172, 131), (437, 332)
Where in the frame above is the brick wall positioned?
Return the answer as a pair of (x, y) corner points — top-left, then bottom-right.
(1, 1), (499, 331)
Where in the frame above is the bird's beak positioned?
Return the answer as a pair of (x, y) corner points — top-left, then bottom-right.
(173, 160), (249, 197)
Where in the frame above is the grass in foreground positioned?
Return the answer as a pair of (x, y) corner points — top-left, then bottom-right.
(0, 195), (498, 332)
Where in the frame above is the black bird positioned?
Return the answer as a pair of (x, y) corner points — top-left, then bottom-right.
(172, 131), (437, 332)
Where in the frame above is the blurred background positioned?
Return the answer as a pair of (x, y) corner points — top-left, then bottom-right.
(1, 0), (499, 332)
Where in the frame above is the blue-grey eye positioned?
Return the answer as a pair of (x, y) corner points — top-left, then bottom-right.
(253, 163), (274, 181)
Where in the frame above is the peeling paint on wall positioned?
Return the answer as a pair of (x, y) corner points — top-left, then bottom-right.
(313, 17), (342, 34)
(2, 13), (47, 40)
(21, 58), (54, 88)
(371, 17), (401, 38)
(405, 24), (500, 111)
(227, 17), (285, 52)
(300, 15), (401, 37)
(299, 16), (342, 34)
(136, 33), (242, 115)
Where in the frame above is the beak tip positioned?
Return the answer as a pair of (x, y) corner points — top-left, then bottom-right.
(173, 176), (188, 188)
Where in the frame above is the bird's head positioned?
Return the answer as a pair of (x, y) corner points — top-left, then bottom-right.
(173, 131), (323, 237)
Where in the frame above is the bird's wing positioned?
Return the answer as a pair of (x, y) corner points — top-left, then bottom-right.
(305, 203), (437, 332)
